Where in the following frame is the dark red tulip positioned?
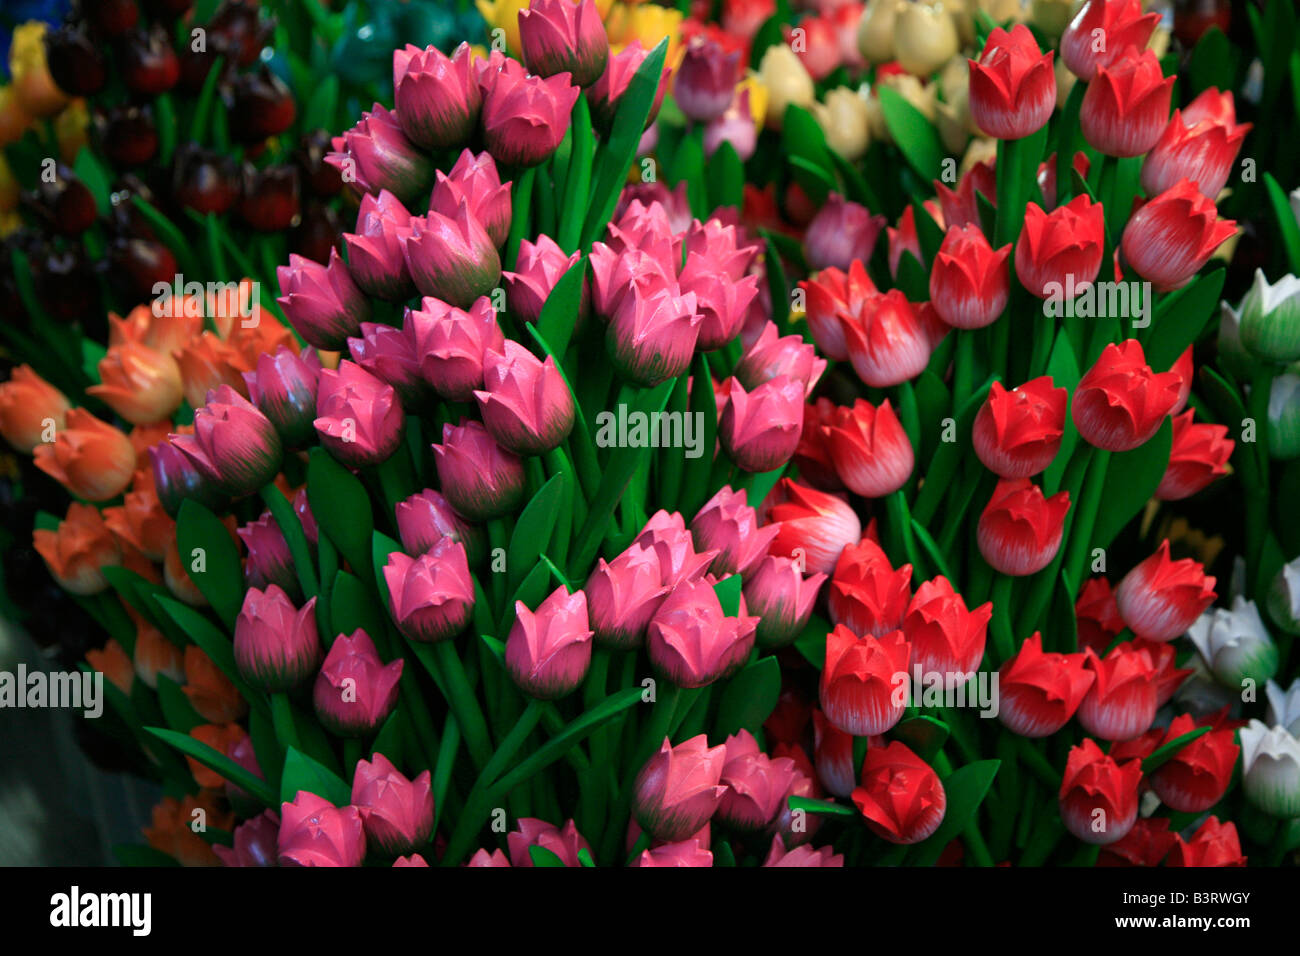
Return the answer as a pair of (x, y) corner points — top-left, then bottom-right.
(106, 238), (179, 303)
(207, 0), (273, 67)
(239, 164), (300, 232)
(118, 24), (181, 96)
(85, 0), (141, 37)
(172, 144), (240, 215)
(96, 106), (158, 168)
(27, 165), (98, 236)
(295, 129), (344, 198)
(228, 67), (297, 142)
(44, 23), (107, 97)
(178, 45), (227, 96)
(34, 246), (99, 323)
(290, 201), (341, 265)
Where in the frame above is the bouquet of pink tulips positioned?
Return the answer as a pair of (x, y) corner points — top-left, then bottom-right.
(11, 0), (1300, 870)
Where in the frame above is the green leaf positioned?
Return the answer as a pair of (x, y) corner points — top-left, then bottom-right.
(307, 448), (374, 583)
(280, 746), (352, 808)
(1142, 726), (1212, 774)
(787, 795), (856, 817)
(878, 85), (945, 181)
(679, 352), (718, 518)
(370, 710), (405, 765)
(303, 74), (339, 134)
(156, 674), (205, 734)
(145, 727), (276, 806)
(176, 499), (244, 630)
(892, 716), (950, 763)
(905, 760), (1001, 866)
(153, 595), (267, 717)
(582, 39), (668, 246)
(72, 147), (112, 217)
(707, 140), (744, 210)
(1265, 173), (1300, 275)
(558, 96), (594, 253)
(529, 845), (568, 866)
(714, 656), (780, 738)
(1145, 269), (1224, 372)
(1042, 331), (1082, 495)
(1089, 417), (1173, 551)
(713, 573), (743, 618)
(669, 126), (708, 217)
(508, 473), (567, 591)
(534, 257), (588, 375)
(794, 613), (830, 668)
(329, 570), (385, 642)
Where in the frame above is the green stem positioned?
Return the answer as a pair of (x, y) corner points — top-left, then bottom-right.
(270, 692), (301, 755)
(433, 641), (494, 772)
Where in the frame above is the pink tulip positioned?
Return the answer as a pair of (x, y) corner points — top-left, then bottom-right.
(689, 486), (780, 577)
(233, 584), (321, 692)
(734, 322), (827, 397)
(632, 735), (727, 843)
(244, 345), (320, 447)
(341, 190), (415, 301)
(348, 322), (424, 408)
(351, 754), (433, 856)
(519, 0), (609, 88)
(505, 586), (593, 699)
(719, 375), (804, 473)
(405, 295), (505, 403)
(393, 42), (481, 150)
(634, 510), (718, 587)
(428, 149), (512, 249)
(326, 104), (433, 204)
(313, 361), (405, 468)
(588, 40), (671, 133)
(744, 555), (827, 648)
(237, 511), (297, 598)
(584, 542), (670, 648)
(507, 817), (592, 867)
(278, 791), (365, 867)
(214, 810), (279, 867)
(432, 419), (526, 520)
(277, 250), (371, 351)
(503, 235), (583, 326)
(804, 194), (886, 272)
(383, 538), (475, 644)
(171, 384), (282, 497)
(646, 578), (758, 688)
(716, 730), (803, 830)
(480, 56), (579, 167)
(395, 488), (485, 565)
(401, 202), (501, 308)
(474, 341), (575, 455)
(313, 629), (404, 737)
(674, 36), (741, 123)
(606, 286), (701, 386)
(678, 252), (760, 351)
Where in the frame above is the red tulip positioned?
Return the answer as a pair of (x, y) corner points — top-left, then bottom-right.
(797, 259), (877, 362)
(1075, 577), (1125, 654)
(1141, 89), (1250, 199)
(1096, 817), (1178, 867)
(764, 479), (861, 575)
(1077, 643), (1159, 741)
(1148, 714), (1240, 813)
(929, 225), (1011, 330)
(1015, 196), (1106, 299)
(997, 633), (1095, 737)
(969, 25), (1056, 140)
(904, 576), (993, 684)
(1120, 180), (1237, 291)
(1060, 0), (1159, 82)
(1059, 739), (1143, 845)
(823, 398), (915, 498)
(829, 537), (912, 639)
(1114, 539), (1216, 641)
(851, 741), (946, 844)
(1155, 409), (1234, 500)
(1167, 817), (1246, 867)
(1072, 339), (1181, 452)
(972, 377), (1068, 478)
(820, 624), (911, 736)
(977, 478), (1070, 576)
(840, 290), (930, 389)
(1080, 48), (1175, 157)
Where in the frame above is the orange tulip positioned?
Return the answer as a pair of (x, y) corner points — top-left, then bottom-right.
(143, 792), (233, 866)
(33, 407), (136, 500)
(175, 332), (250, 409)
(0, 364), (70, 453)
(163, 529), (209, 607)
(10, 23), (69, 118)
(109, 302), (203, 357)
(133, 619), (185, 689)
(187, 723), (248, 788)
(0, 86), (32, 147)
(32, 502), (121, 595)
(205, 278), (263, 339)
(88, 341), (185, 425)
(224, 310), (297, 370)
(182, 646), (248, 723)
(85, 639), (135, 696)
(130, 422), (173, 463)
(103, 477), (174, 561)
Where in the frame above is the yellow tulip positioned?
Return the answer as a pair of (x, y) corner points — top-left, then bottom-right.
(758, 45), (815, 130)
(858, 0), (902, 65)
(738, 73), (769, 126)
(814, 88), (871, 161)
(10, 22), (68, 119)
(476, 0), (532, 56)
(894, 2), (959, 78)
(56, 99), (90, 163)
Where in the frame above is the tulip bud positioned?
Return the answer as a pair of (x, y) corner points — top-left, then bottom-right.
(997, 633), (1094, 737)
(1059, 739), (1143, 845)
(0, 365), (69, 453)
(406, 295), (505, 403)
(904, 576), (993, 685)
(1155, 409), (1233, 501)
(431, 419), (526, 520)
(606, 286), (701, 387)
(1060, 0), (1159, 82)
(503, 236), (582, 326)
(1148, 714), (1239, 813)
(1121, 180), (1237, 292)
(820, 624), (910, 736)
(1239, 720), (1300, 818)
(894, 2), (958, 78)
(929, 225), (1011, 330)
(584, 543), (669, 648)
(429, 149), (512, 250)
(1080, 48), (1175, 157)
(972, 377), (1068, 478)
(632, 735), (727, 843)
(969, 25), (1056, 140)
(690, 486), (781, 578)
(1186, 596), (1279, 689)
(634, 840), (714, 867)
(278, 791), (365, 867)
(234, 585), (322, 692)
(798, 259), (877, 362)
(852, 741), (946, 844)
(804, 194), (886, 273)
(348, 323), (425, 410)
(34, 408), (136, 502)
(674, 37), (741, 123)
(341, 190), (415, 301)
(314, 629), (403, 738)
(1267, 558), (1300, 638)
(1015, 195), (1106, 299)
(588, 40), (671, 134)
(679, 253), (760, 352)
(519, 0), (609, 87)
(32, 502), (122, 596)
(214, 810), (280, 867)
(244, 345), (320, 448)
(977, 478), (1070, 576)
(383, 539), (475, 644)
(1115, 540), (1217, 642)
(351, 754), (433, 856)
(474, 342), (575, 456)
(393, 42), (481, 150)
(1168, 817), (1246, 867)
(402, 204), (501, 309)
(840, 290), (930, 389)
(119, 24), (180, 96)
(1072, 340), (1181, 452)
(758, 44), (814, 130)
(45, 23), (107, 97)
(745, 556), (827, 648)
(277, 250), (371, 351)
(765, 479), (862, 575)
(326, 105), (433, 205)
(704, 86), (758, 161)
(313, 361), (405, 468)
(635, 510), (719, 588)
(1142, 89), (1250, 200)
(506, 586), (593, 699)
(481, 57), (579, 167)
(237, 512), (298, 599)
(395, 488), (485, 565)
(646, 579), (758, 688)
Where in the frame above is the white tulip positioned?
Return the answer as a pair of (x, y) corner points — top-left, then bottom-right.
(1239, 719), (1300, 818)
(1185, 596), (1279, 690)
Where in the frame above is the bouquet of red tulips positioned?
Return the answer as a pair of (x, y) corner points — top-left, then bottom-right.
(6, 0), (1300, 870)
